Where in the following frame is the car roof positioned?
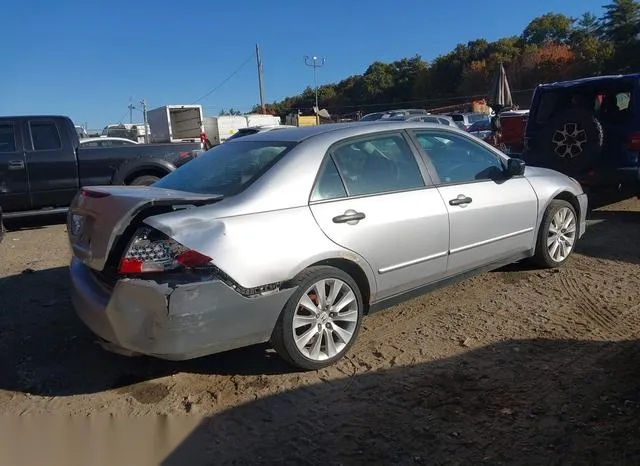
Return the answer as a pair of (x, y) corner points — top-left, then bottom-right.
(80, 137), (137, 143)
(537, 73), (640, 90)
(224, 120), (468, 144)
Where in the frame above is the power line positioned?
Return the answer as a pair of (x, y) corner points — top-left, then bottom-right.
(193, 53), (255, 104)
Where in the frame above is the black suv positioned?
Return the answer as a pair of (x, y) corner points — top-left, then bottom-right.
(522, 73), (640, 191)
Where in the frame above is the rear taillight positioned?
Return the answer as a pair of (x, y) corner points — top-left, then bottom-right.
(628, 132), (640, 151)
(118, 227), (212, 274)
(81, 188), (110, 198)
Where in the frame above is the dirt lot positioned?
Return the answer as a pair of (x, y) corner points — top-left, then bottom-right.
(1, 194), (640, 465)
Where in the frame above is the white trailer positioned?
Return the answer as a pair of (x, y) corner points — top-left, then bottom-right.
(245, 114), (281, 127)
(203, 116), (249, 146)
(147, 105), (204, 144)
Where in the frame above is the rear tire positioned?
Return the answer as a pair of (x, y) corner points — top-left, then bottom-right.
(271, 266), (363, 370)
(128, 175), (160, 186)
(532, 200), (578, 268)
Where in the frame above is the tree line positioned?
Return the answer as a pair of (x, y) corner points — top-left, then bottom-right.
(252, 0), (640, 118)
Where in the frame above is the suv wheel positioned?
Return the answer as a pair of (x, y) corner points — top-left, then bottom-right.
(536, 109), (604, 175)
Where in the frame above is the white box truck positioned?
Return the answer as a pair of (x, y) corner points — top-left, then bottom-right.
(245, 114), (281, 127)
(147, 105), (204, 144)
(203, 116), (249, 146)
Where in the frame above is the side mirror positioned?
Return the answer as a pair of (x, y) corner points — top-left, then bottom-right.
(507, 158), (526, 177)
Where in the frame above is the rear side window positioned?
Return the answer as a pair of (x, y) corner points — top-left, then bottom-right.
(0, 125), (16, 152)
(311, 157), (347, 201)
(30, 122), (62, 151)
(327, 133), (425, 197)
(154, 140), (294, 196)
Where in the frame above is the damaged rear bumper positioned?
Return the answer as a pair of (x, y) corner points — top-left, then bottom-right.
(69, 257), (296, 360)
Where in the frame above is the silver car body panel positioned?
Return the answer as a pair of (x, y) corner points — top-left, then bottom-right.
(70, 257), (296, 360)
(67, 121), (589, 360)
(437, 178), (538, 276)
(309, 188), (449, 300)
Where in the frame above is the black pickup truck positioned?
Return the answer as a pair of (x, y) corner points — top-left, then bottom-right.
(0, 115), (202, 237)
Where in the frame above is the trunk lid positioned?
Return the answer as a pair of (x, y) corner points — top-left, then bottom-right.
(67, 186), (222, 271)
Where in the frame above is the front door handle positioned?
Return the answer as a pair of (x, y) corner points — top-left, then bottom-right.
(332, 210), (366, 224)
(449, 195), (472, 206)
(8, 160), (25, 170)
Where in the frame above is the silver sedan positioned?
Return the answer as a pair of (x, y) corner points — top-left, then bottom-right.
(67, 121), (588, 370)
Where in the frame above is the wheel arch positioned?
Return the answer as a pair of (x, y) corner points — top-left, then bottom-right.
(112, 160), (175, 185)
(534, 189), (581, 250)
(305, 258), (373, 314)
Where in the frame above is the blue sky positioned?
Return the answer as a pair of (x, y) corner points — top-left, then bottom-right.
(1, 0), (606, 129)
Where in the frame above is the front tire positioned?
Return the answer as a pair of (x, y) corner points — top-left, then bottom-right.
(271, 266), (363, 370)
(532, 200), (578, 268)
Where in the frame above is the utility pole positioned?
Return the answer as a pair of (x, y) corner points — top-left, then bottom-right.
(256, 44), (266, 114)
(140, 99), (148, 143)
(304, 55), (326, 125)
(128, 101), (136, 124)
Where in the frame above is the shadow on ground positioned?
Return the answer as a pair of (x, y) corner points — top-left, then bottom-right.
(161, 338), (640, 465)
(0, 266), (294, 397)
(577, 207), (640, 265)
(2, 213), (67, 233)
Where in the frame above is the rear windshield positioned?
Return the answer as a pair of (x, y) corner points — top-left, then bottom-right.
(154, 140), (295, 196)
(227, 128), (260, 141)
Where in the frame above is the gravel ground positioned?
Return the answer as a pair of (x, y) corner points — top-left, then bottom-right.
(0, 194), (639, 465)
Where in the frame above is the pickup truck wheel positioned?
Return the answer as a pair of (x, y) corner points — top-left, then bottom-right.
(128, 175), (160, 186)
(271, 266), (363, 370)
(532, 200), (578, 268)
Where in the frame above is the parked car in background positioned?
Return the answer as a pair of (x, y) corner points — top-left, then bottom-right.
(79, 137), (139, 148)
(360, 109), (428, 121)
(498, 110), (529, 154)
(386, 114), (457, 127)
(447, 112), (487, 130)
(67, 121), (587, 370)
(522, 73), (639, 191)
(0, 115), (201, 231)
(225, 124), (296, 141)
(467, 118), (492, 140)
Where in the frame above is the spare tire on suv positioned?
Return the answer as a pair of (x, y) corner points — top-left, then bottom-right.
(534, 109), (604, 176)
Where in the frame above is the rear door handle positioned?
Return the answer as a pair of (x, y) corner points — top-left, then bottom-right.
(449, 195), (472, 206)
(8, 160), (25, 170)
(332, 210), (366, 224)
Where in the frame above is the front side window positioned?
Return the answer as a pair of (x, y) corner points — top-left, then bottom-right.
(414, 131), (506, 184)
(328, 133), (425, 197)
(154, 140), (294, 196)
(30, 122), (62, 151)
(0, 125), (16, 152)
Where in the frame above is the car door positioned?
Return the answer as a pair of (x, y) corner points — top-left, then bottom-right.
(309, 131), (450, 301)
(409, 129), (538, 277)
(0, 121), (30, 211)
(25, 119), (80, 208)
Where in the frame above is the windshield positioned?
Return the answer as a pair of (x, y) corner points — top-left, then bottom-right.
(154, 140), (295, 196)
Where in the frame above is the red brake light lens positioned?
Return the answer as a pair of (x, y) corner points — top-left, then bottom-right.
(81, 188), (110, 198)
(628, 132), (640, 151)
(118, 227), (212, 274)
